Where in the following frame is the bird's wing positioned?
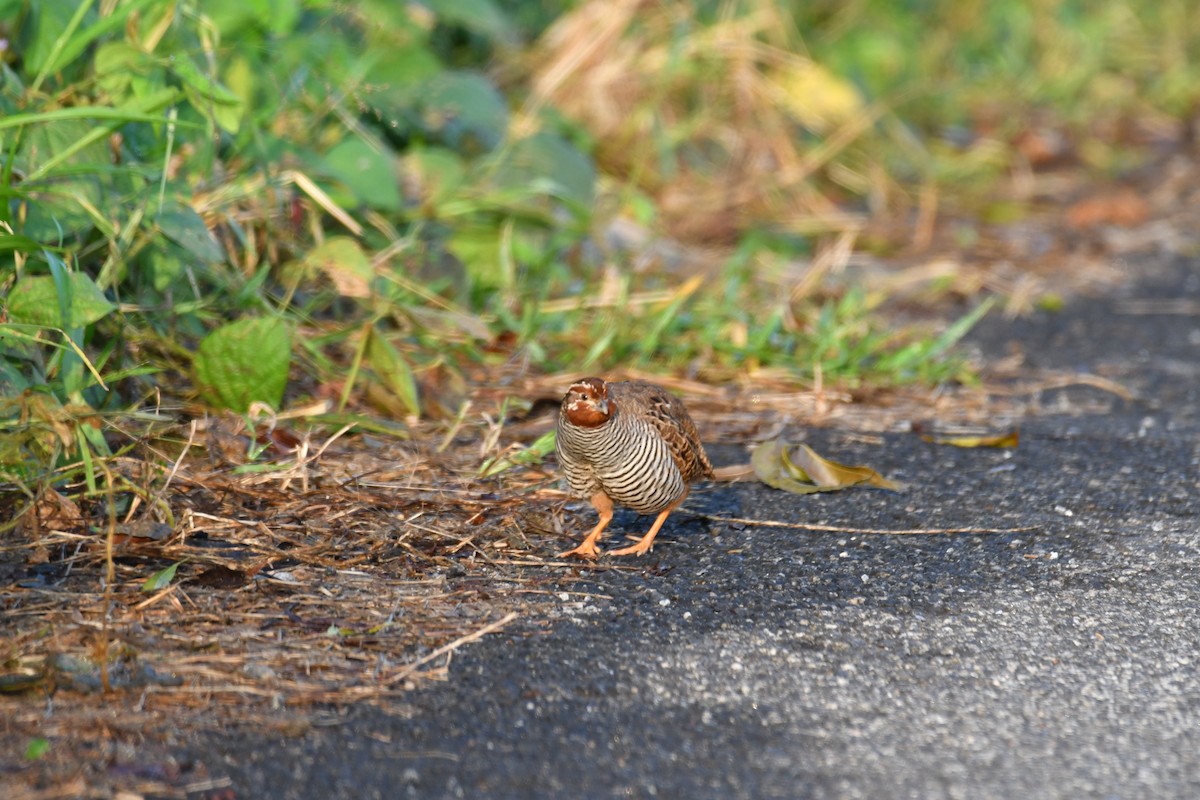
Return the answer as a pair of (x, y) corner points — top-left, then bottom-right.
(615, 382), (714, 481)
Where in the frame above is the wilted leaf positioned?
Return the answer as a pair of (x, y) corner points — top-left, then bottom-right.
(7, 273), (116, 329)
(752, 438), (903, 494)
(304, 237), (373, 298)
(921, 430), (1019, 448)
(194, 317), (293, 412)
(770, 60), (863, 132)
(0, 657), (46, 695)
(365, 328), (420, 417)
(1066, 188), (1148, 229)
(480, 430), (557, 477)
(140, 561), (182, 592)
(114, 520), (173, 541)
(194, 564), (251, 589)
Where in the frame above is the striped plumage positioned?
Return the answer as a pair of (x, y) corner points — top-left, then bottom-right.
(555, 377), (713, 558)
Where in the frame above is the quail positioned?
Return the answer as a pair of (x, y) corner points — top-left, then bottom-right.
(555, 377), (713, 558)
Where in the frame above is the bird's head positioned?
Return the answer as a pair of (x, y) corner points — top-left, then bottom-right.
(562, 377), (612, 428)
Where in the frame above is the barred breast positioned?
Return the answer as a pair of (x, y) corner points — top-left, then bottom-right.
(556, 380), (712, 515)
(557, 410), (683, 514)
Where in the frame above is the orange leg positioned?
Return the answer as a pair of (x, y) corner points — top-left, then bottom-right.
(608, 492), (687, 557)
(559, 492), (613, 559)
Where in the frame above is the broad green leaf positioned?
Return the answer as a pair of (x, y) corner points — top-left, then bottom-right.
(404, 147), (468, 207)
(94, 41), (146, 99)
(223, 53), (257, 112)
(7, 273), (115, 329)
(156, 202), (224, 264)
(170, 56), (244, 107)
(412, 72), (508, 152)
(489, 132), (596, 210)
(445, 226), (504, 292)
(21, 0), (93, 78)
(28, 0), (161, 83)
(421, 0), (517, 44)
(194, 317), (293, 412)
(25, 738), (50, 759)
(16, 118), (109, 238)
(172, 57), (245, 133)
(323, 138), (403, 211)
(205, 0), (301, 36)
(363, 45), (442, 105)
(139, 239), (191, 292)
(141, 561), (182, 593)
(365, 328), (420, 417)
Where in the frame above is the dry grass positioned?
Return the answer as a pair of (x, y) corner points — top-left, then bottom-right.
(0, 416), (588, 795)
(525, 0), (884, 245)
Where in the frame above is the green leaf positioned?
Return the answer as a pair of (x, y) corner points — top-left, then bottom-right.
(7, 273), (115, 329)
(21, 0), (93, 79)
(156, 202), (224, 264)
(24, 738), (50, 760)
(479, 430), (556, 477)
(29, 0), (162, 85)
(15, 118), (110, 239)
(365, 328), (420, 417)
(412, 71), (509, 152)
(421, 0), (517, 45)
(445, 226), (504, 292)
(139, 239), (191, 292)
(141, 561), (182, 593)
(94, 41), (147, 99)
(172, 57), (246, 133)
(0, 234), (56, 253)
(170, 56), (244, 107)
(194, 317), (293, 412)
(323, 137), (403, 211)
(404, 146), (468, 207)
(489, 132), (596, 210)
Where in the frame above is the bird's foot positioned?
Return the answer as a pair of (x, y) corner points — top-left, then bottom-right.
(606, 538), (654, 557)
(558, 541), (602, 559)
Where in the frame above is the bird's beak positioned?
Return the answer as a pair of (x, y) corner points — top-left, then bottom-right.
(595, 398), (609, 415)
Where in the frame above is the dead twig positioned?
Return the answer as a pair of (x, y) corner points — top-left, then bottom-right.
(383, 612), (518, 687)
(698, 513), (1035, 535)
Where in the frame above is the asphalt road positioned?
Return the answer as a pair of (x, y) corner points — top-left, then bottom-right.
(186, 255), (1200, 799)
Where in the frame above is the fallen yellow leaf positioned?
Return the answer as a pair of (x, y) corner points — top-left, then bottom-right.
(752, 438), (904, 494)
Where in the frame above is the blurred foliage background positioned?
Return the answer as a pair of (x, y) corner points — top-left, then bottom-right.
(2, 0), (1197, 484)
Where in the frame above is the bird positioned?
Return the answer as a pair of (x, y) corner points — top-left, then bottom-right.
(555, 377), (713, 558)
